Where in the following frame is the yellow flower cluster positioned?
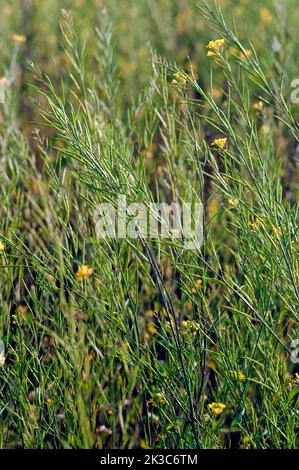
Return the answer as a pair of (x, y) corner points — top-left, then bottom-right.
(228, 198), (238, 209)
(191, 278), (202, 293)
(212, 137), (227, 149)
(180, 320), (200, 335)
(147, 322), (157, 336)
(76, 264), (94, 280)
(249, 217), (263, 230)
(293, 372), (299, 385)
(253, 101), (264, 112)
(208, 402), (226, 415)
(0, 241), (5, 252)
(12, 33), (27, 44)
(153, 392), (166, 405)
(207, 38), (225, 57)
(260, 8), (273, 24)
(172, 72), (187, 86)
(273, 227), (282, 238)
(229, 370), (246, 381)
(148, 391), (166, 406)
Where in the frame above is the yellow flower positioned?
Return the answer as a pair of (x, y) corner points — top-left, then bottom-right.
(208, 402), (226, 415)
(229, 47), (252, 59)
(181, 321), (188, 330)
(211, 137), (227, 148)
(172, 72), (187, 85)
(156, 164), (164, 174)
(153, 392), (166, 405)
(140, 439), (150, 449)
(229, 370), (246, 381)
(12, 33), (27, 44)
(181, 320), (200, 335)
(147, 322), (157, 335)
(192, 278), (202, 293)
(242, 48), (253, 58)
(293, 372), (299, 385)
(260, 124), (270, 135)
(249, 217), (263, 230)
(18, 305), (28, 315)
(206, 199), (219, 219)
(207, 38), (225, 55)
(0, 77), (8, 86)
(211, 87), (223, 100)
(241, 435), (252, 448)
(260, 8), (273, 23)
(228, 46), (239, 56)
(0, 241), (5, 252)
(253, 101), (264, 112)
(274, 227), (282, 238)
(228, 198), (238, 209)
(76, 264), (93, 280)
(161, 308), (174, 322)
(145, 309), (155, 318)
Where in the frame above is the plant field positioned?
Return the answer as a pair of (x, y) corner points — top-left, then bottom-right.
(1, 0), (299, 449)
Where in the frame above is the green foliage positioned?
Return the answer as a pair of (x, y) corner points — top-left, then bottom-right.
(0, 0), (299, 449)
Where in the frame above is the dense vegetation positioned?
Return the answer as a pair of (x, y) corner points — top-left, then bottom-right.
(1, 0), (299, 449)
